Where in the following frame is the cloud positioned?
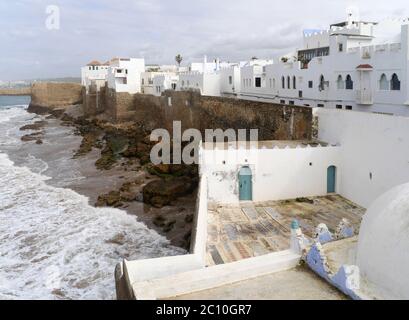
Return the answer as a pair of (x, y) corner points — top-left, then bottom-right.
(0, 0), (408, 80)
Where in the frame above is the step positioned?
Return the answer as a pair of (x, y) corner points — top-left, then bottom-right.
(133, 250), (301, 300)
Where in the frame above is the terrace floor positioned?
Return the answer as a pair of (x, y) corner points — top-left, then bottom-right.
(173, 266), (348, 300)
(206, 194), (366, 266)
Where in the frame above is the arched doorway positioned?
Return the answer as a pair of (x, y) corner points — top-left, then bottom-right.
(327, 166), (337, 193)
(239, 166), (253, 201)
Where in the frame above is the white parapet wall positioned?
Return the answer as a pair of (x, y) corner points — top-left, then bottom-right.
(119, 174), (302, 300)
(121, 176), (209, 299)
(200, 143), (341, 204)
(316, 108), (409, 208)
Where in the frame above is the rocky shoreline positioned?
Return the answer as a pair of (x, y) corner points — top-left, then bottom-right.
(23, 104), (198, 250)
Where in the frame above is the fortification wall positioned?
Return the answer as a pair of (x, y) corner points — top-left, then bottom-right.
(0, 87), (31, 96)
(28, 82), (83, 113)
(95, 90), (312, 140)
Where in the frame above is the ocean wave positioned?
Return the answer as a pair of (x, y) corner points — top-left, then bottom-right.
(0, 152), (185, 300)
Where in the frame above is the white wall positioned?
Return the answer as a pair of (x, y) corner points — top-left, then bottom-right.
(107, 58), (145, 94)
(201, 145), (341, 204)
(81, 65), (109, 91)
(317, 108), (409, 208)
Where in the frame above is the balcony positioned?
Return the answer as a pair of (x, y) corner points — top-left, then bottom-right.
(356, 90), (373, 105)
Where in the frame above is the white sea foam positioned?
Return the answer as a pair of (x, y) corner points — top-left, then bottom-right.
(0, 152), (184, 300)
(0, 106), (185, 300)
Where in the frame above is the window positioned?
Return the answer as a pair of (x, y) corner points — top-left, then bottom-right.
(282, 76), (285, 89)
(317, 104), (324, 108)
(346, 105), (352, 110)
(308, 81), (313, 88)
(345, 75), (353, 90)
(255, 77), (262, 88)
(280, 100), (286, 104)
(336, 75), (344, 90)
(379, 73), (389, 90)
(338, 43), (343, 52)
(171, 83), (176, 90)
(287, 76), (291, 89)
(289, 101), (295, 105)
(336, 105), (342, 109)
(142, 79), (145, 85)
(293, 76), (296, 89)
(391, 73), (401, 90)
(269, 78), (272, 88)
(187, 80), (190, 86)
(319, 75), (326, 91)
(273, 78), (276, 88)
(298, 90), (303, 98)
(229, 76), (233, 85)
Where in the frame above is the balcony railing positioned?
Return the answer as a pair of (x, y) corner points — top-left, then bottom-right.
(356, 90), (373, 105)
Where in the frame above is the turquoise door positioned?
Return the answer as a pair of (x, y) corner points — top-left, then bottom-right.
(239, 166), (253, 201)
(327, 166), (336, 193)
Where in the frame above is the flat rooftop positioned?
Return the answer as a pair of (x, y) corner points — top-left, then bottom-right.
(207, 195), (365, 265)
(203, 140), (331, 150)
(173, 266), (348, 300)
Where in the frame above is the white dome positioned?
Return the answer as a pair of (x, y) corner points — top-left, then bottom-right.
(357, 183), (409, 299)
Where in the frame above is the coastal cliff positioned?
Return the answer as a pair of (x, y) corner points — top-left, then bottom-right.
(28, 82), (83, 114)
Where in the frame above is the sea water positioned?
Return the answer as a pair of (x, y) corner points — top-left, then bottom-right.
(0, 97), (184, 300)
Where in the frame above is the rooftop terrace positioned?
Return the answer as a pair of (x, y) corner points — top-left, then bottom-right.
(206, 195), (365, 265)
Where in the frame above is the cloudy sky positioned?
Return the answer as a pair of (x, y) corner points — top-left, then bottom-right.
(0, 0), (408, 80)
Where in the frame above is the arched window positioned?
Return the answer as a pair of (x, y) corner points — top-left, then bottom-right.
(337, 75), (344, 90)
(345, 75), (353, 90)
(293, 76), (296, 89)
(273, 78), (276, 89)
(287, 76), (290, 89)
(282, 76), (285, 89)
(391, 73), (401, 91)
(379, 73), (389, 90)
(319, 75), (325, 91)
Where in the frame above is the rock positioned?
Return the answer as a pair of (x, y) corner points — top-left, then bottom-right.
(163, 220), (176, 233)
(106, 233), (126, 245)
(95, 191), (122, 207)
(142, 177), (198, 208)
(153, 164), (171, 174)
(185, 214), (194, 223)
(35, 139), (43, 145)
(21, 132), (43, 142)
(153, 215), (166, 227)
(20, 121), (47, 131)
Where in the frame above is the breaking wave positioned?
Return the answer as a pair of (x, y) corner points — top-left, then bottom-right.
(0, 106), (184, 300)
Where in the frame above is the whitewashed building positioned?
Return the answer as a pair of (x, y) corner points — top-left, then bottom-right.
(107, 58), (145, 94)
(152, 73), (179, 96)
(142, 65), (178, 96)
(178, 57), (234, 96)
(81, 60), (109, 93)
(233, 14), (409, 116)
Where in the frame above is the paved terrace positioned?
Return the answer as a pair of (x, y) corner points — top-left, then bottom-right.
(173, 266), (348, 300)
(206, 195), (365, 265)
